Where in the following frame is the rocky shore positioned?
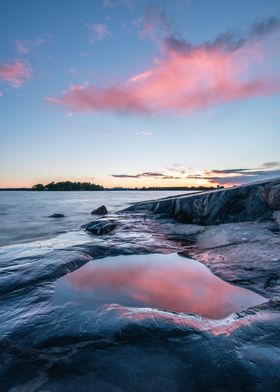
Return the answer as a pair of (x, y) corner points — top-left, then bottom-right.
(0, 178), (280, 391)
(124, 177), (280, 224)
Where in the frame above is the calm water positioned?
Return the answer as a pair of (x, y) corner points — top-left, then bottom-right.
(0, 190), (186, 246)
(54, 253), (266, 319)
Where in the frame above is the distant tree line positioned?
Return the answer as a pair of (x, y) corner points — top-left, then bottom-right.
(1, 182), (217, 192)
(32, 181), (104, 191)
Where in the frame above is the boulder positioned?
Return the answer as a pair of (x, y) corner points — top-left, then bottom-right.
(91, 205), (108, 215)
(82, 219), (116, 235)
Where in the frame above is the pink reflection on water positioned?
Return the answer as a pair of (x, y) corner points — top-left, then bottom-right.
(55, 253), (266, 320)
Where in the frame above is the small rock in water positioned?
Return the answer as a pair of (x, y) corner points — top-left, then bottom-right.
(82, 219), (116, 235)
(48, 213), (65, 218)
(91, 205), (108, 215)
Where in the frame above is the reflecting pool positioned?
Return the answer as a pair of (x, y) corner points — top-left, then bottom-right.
(53, 253), (266, 319)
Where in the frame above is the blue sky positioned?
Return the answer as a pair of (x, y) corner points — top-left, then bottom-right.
(0, 0), (280, 188)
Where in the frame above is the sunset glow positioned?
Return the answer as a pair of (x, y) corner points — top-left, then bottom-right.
(0, 1), (279, 188)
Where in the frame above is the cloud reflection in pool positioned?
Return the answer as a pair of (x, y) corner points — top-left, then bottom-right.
(53, 253), (266, 319)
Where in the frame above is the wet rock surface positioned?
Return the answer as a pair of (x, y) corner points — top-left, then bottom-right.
(125, 178), (280, 225)
(1, 179), (280, 391)
(82, 218), (117, 235)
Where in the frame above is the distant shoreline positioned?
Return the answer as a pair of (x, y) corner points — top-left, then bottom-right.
(0, 181), (219, 192)
(0, 187), (216, 192)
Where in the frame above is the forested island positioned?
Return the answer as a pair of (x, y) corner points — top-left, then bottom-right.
(32, 181), (104, 191)
(0, 181), (217, 192)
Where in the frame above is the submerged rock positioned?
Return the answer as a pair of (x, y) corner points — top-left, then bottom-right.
(91, 205), (108, 215)
(48, 213), (65, 218)
(124, 178), (280, 225)
(82, 219), (117, 235)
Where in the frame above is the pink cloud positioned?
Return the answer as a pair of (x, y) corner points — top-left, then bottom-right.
(47, 84), (147, 113)
(0, 60), (32, 87)
(47, 20), (280, 115)
(87, 23), (112, 44)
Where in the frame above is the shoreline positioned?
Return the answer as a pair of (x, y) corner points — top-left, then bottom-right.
(0, 187), (215, 192)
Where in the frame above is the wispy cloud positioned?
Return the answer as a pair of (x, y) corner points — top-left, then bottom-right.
(103, 0), (139, 10)
(193, 171), (280, 186)
(110, 162), (280, 186)
(79, 50), (94, 57)
(135, 130), (153, 137)
(111, 172), (165, 178)
(0, 35), (50, 89)
(161, 175), (181, 180)
(0, 60), (32, 87)
(103, 0), (113, 7)
(15, 35), (50, 55)
(262, 161), (280, 168)
(87, 23), (112, 44)
(111, 174), (140, 178)
(185, 163), (280, 186)
(210, 168), (251, 174)
(48, 16), (280, 115)
(138, 4), (170, 41)
(164, 16), (280, 54)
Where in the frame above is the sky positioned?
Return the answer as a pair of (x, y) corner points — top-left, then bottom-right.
(0, 0), (280, 188)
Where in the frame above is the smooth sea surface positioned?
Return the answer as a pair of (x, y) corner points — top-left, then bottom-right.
(0, 190), (187, 246)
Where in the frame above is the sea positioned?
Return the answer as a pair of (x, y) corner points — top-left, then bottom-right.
(0, 190), (186, 246)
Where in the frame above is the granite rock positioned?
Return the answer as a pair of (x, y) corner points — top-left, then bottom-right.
(125, 178), (280, 225)
(91, 205), (108, 215)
